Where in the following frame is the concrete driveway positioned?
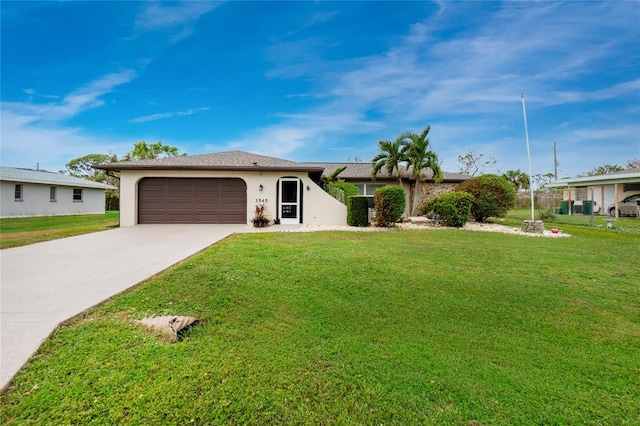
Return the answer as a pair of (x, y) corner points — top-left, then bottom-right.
(0, 224), (244, 389)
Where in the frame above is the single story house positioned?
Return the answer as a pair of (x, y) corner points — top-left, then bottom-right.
(309, 162), (471, 214)
(97, 151), (346, 227)
(550, 167), (640, 217)
(97, 150), (470, 227)
(0, 166), (116, 218)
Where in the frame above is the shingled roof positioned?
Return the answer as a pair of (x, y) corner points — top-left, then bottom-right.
(95, 150), (469, 182)
(309, 162), (471, 182)
(96, 150), (324, 173)
(0, 166), (115, 189)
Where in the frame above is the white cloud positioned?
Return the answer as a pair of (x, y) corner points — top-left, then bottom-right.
(547, 79), (640, 106)
(128, 107), (210, 123)
(254, 1), (638, 176)
(4, 70), (137, 123)
(222, 109), (385, 160)
(283, 10), (340, 38)
(1, 70), (138, 171)
(135, 1), (221, 32)
(324, 2), (637, 120)
(0, 110), (132, 171)
(265, 37), (334, 79)
(23, 88), (59, 100)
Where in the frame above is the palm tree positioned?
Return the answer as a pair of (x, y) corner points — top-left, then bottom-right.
(502, 169), (529, 192)
(320, 166), (347, 190)
(371, 136), (407, 184)
(403, 126), (442, 215)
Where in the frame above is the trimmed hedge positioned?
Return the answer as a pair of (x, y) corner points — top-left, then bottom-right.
(456, 174), (515, 222)
(420, 191), (473, 227)
(374, 186), (406, 227)
(347, 196), (370, 227)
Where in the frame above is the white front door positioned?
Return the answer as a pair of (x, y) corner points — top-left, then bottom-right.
(279, 178), (300, 224)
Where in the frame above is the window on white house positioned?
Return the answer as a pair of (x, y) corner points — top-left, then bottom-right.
(50, 187), (57, 202)
(365, 184), (385, 196)
(354, 183), (387, 197)
(625, 183), (640, 192)
(575, 187), (589, 201)
(14, 184), (23, 201)
(73, 188), (83, 202)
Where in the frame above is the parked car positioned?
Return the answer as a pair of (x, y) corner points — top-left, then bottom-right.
(608, 194), (640, 217)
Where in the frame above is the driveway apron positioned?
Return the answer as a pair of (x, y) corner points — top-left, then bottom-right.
(0, 224), (244, 389)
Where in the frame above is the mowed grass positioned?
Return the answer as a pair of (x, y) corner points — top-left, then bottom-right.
(2, 227), (639, 424)
(500, 208), (640, 235)
(0, 212), (119, 249)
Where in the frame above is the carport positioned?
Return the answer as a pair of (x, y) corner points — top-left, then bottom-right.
(551, 168), (640, 218)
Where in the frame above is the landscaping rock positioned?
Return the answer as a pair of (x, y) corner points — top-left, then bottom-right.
(521, 220), (545, 233)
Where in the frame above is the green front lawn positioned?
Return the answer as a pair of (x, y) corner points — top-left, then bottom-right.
(1, 226), (638, 424)
(500, 208), (640, 235)
(0, 212), (119, 249)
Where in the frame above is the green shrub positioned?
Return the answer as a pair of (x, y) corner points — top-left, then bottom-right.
(456, 174), (515, 222)
(421, 191), (473, 227)
(539, 206), (556, 221)
(105, 189), (119, 211)
(374, 186), (406, 227)
(326, 181), (359, 201)
(347, 196), (370, 227)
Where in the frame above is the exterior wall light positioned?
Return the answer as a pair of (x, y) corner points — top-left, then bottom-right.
(259, 184), (264, 191)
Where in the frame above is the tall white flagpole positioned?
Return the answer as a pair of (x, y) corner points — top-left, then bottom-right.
(521, 94), (535, 221)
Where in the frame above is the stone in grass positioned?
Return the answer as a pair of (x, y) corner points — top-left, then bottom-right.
(135, 316), (197, 343)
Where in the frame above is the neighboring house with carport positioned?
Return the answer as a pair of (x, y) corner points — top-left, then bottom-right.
(551, 167), (640, 217)
(0, 165), (115, 218)
(97, 150), (469, 227)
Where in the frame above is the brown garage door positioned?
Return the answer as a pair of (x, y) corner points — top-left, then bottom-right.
(138, 178), (247, 224)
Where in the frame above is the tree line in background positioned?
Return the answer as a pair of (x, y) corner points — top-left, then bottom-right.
(61, 141), (185, 210)
(63, 133), (637, 215)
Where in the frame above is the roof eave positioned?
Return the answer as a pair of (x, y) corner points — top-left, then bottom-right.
(96, 164), (325, 174)
(551, 172), (640, 186)
(1, 177), (115, 189)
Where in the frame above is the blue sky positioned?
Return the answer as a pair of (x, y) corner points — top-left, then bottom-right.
(2, 1), (639, 178)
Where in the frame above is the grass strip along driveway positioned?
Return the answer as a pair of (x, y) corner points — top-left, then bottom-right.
(0, 212), (119, 249)
(2, 225), (639, 424)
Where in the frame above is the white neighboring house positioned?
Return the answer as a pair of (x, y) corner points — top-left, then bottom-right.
(550, 167), (640, 217)
(0, 166), (116, 218)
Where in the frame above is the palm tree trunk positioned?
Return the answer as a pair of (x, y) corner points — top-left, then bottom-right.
(412, 179), (421, 216)
(407, 180), (415, 217)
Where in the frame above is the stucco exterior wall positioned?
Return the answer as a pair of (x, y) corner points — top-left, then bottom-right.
(119, 169), (347, 227)
(0, 181), (106, 218)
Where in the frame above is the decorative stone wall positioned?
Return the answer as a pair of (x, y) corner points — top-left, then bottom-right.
(521, 220), (545, 233)
(416, 183), (458, 213)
